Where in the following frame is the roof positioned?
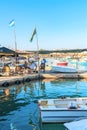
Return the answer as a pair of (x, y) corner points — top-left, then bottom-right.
(0, 47), (15, 53)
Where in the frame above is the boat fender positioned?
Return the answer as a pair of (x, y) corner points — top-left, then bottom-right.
(2, 82), (9, 87)
(15, 80), (21, 84)
(25, 78), (31, 82)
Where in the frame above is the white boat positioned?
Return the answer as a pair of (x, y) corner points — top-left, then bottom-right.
(38, 97), (87, 123)
(64, 118), (87, 130)
(51, 65), (78, 73)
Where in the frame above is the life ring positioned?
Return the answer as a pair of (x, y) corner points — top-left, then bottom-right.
(25, 78), (31, 82)
(15, 80), (21, 84)
(2, 82), (9, 87)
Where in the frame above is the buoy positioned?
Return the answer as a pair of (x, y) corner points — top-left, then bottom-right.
(15, 80), (21, 84)
(2, 82), (9, 87)
(25, 78), (31, 82)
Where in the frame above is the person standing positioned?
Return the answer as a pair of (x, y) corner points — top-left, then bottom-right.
(40, 58), (46, 72)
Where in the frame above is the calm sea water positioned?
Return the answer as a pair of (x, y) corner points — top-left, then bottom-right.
(0, 79), (87, 130)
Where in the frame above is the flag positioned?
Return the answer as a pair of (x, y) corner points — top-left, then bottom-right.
(30, 28), (36, 42)
(9, 19), (15, 27)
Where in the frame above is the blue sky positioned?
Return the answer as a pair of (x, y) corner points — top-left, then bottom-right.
(0, 0), (87, 51)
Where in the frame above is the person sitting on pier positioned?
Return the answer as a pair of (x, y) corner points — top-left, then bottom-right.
(28, 61), (37, 73)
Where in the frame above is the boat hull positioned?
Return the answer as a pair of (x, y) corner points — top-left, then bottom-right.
(41, 110), (87, 123)
(51, 66), (77, 73)
(64, 118), (87, 130)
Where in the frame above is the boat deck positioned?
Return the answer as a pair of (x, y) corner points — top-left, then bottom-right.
(39, 98), (87, 110)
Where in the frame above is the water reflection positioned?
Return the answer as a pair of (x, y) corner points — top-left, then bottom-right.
(0, 88), (29, 117)
(0, 79), (87, 130)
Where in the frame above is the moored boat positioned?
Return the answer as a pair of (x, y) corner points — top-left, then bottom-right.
(64, 118), (87, 130)
(51, 65), (78, 73)
(38, 98), (87, 123)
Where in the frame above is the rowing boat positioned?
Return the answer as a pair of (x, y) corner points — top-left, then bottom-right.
(38, 97), (87, 123)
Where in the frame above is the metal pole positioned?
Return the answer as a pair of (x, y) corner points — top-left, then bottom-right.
(36, 33), (40, 75)
(14, 25), (17, 63)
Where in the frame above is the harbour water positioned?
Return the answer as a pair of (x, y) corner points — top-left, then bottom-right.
(0, 79), (87, 130)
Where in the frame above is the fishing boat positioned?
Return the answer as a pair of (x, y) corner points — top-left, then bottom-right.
(64, 118), (87, 130)
(51, 65), (78, 73)
(38, 97), (87, 123)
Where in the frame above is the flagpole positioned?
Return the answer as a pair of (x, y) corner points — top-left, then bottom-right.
(9, 19), (17, 63)
(14, 24), (17, 63)
(36, 32), (40, 75)
(30, 27), (40, 74)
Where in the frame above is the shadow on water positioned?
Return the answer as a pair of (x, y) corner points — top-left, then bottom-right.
(42, 123), (66, 130)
